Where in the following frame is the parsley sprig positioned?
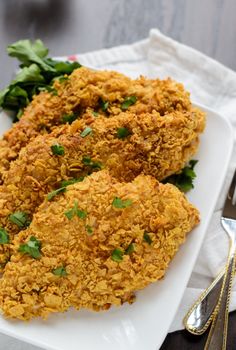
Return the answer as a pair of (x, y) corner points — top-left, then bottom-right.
(61, 177), (84, 187)
(51, 144), (65, 156)
(47, 187), (67, 201)
(62, 113), (78, 124)
(0, 39), (81, 119)
(9, 211), (31, 229)
(80, 127), (92, 138)
(116, 127), (131, 139)
(121, 96), (137, 110)
(112, 197), (132, 209)
(65, 200), (87, 220)
(19, 236), (41, 259)
(100, 99), (109, 112)
(52, 266), (67, 277)
(82, 156), (102, 170)
(111, 248), (124, 262)
(163, 160), (198, 192)
(143, 231), (152, 245)
(0, 228), (9, 244)
(111, 243), (135, 262)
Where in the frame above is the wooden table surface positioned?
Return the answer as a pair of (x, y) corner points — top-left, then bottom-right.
(0, 1), (236, 349)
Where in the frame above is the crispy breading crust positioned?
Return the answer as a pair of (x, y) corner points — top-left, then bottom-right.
(0, 170), (199, 320)
(0, 108), (204, 266)
(0, 67), (193, 181)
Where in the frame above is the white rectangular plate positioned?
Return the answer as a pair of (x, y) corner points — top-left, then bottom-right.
(0, 103), (233, 350)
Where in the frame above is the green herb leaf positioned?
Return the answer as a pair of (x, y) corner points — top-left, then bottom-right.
(0, 228), (9, 244)
(16, 108), (24, 120)
(77, 209), (87, 219)
(143, 231), (152, 245)
(9, 211), (31, 229)
(111, 248), (124, 262)
(54, 61), (81, 74)
(164, 160), (198, 192)
(19, 236), (41, 259)
(7, 39), (55, 72)
(125, 243), (135, 255)
(64, 208), (74, 220)
(61, 177), (84, 187)
(38, 85), (58, 95)
(112, 197), (133, 209)
(121, 96), (137, 110)
(82, 156), (102, 170)
(100, 99), (109, 112)
(51, 144), (65, 156)
(80, 127), (92, 138)
(47, 187), (66, 201)
(85, 225), (93, 236)
(0, 87), (10, 106)
(92, 111), (98, 117)
(61, 113), (77, 124)
(65, 200), (87, 220)
(52, 266), (67, 277)
(12, 64), (45, 85)
(0, 39), (82, 117)
(116, 127), (131, 139)
(1, 85), (29, 111)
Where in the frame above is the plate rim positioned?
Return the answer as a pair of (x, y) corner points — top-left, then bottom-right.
(0, 102), (234, 350)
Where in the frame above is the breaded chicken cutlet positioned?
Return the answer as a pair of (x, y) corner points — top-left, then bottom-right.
(0, 170), (199, 320)
(0, 108), (205, 267)
(0, 67), (194, 182)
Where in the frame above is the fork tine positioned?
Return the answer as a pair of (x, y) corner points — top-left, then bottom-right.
(222, 169), (236, 219)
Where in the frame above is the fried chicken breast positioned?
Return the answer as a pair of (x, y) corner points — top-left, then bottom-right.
(0, 108), (204, 267)
(0, 170), (199, 320)
(0, 67), (194, 181)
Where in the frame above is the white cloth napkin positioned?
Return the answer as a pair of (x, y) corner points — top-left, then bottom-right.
(1, 28), (236, 350)
(76, 28), (236, 333)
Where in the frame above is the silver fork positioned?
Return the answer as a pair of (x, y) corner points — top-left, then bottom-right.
(184, 169), (236, 349)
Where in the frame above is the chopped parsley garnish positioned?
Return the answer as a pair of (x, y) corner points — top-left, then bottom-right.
(163, 160), (198, 192)
(19, 236), (41, 259)
(61, 177), (84, 187)
(47, 187), (66, 201)
(65, 200), (87, 220)
(116, 127), (131, 139)
(92, 111), (98, 117)
(80, 127), (92, 138)
(111, 248), (124, 262)
(112, 197), (133, 209)
(0, 228), (9, 244)
(0, 39), (81, 118)
(9, 211), (31, 229)
(125, 243), (135, 255)
(143, 231), (152, 245)
(82, 156), (102, 170)
(51, 144), (65, 156)
(121, 96), (137, 110)
(100, 99), (109, 112)
(85, 225), (93, 236)
(62, 113), (77, 124)
(52, 266), (67, 277)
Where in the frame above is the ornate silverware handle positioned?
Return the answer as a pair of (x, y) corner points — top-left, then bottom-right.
(184, 268), (225, 334)
(204, 247), (235, 350)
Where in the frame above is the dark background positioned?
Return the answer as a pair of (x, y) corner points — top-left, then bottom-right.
(0, 0), (236, 349)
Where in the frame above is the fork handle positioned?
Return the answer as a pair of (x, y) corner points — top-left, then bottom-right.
(184, 268), (225, 335)
(204, 250), (235, 350)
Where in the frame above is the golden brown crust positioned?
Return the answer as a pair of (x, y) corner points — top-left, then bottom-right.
(0, 106), (205, 266)
(0, 67), (194, 180)
(0, 170), (199, 320)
